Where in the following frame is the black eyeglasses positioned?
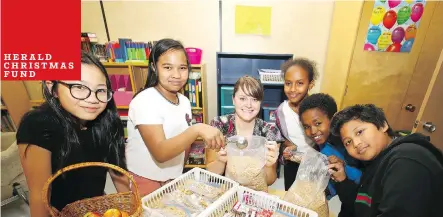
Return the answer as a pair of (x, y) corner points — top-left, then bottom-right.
(56, 81), (113, 103)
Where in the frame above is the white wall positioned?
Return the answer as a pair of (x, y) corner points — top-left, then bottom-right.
(221, 0), (334, 94)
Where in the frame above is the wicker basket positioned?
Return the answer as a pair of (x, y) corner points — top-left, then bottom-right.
(42, 162), (142, 217)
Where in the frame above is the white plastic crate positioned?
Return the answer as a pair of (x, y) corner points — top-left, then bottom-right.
(141, 167), (239, 217)
(258, 69), (284, 85)
(201, 186), (318, 217)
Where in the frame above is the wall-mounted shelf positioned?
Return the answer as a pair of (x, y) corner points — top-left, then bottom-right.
(184, 164), (206, 169)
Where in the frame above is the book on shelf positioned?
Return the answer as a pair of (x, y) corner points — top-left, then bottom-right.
(1, 111), (16, 132)
(186, 141), (205, 165)
(192, 110), (203, 124)
(81, 32), (109, 62)
(184, 72), (203, 108)
(106, 39), (157, 63)
(117, 109), (128, 117)
(120, 116), (128, 140)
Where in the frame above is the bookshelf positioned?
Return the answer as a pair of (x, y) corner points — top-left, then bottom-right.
(102, 62), (208, 123)
(1, 81), (32, 132)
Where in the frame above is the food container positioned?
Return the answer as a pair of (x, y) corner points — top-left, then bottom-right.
(200, 186), (318, 217)
(225, 136), (268, 192)
(226, 135), (267, 168)
(142, 168), (239, 217)
(185, 48), (202, 64)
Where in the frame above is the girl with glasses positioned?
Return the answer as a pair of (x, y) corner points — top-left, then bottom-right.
(125, 38), (224, 196)
(16, 52), (129, 217)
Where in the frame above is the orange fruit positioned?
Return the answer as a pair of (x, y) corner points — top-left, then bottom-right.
(83, 212), (100, 217)
(103, 208), (122, 217)
(121, 211), (129, 217)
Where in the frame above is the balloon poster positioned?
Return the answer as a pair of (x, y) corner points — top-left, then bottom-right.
(364, 0), (426, 53)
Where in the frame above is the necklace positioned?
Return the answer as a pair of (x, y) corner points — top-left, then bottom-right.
(155, 87), (180, 106)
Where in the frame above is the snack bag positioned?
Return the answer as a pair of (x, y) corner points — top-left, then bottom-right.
(283, 150), (330, 217)
(184, 180), (225, 206)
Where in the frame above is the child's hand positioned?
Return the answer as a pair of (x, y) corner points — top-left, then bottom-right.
(265, 141), (280, 167)
(283, 145), (297, 160)
(328, 155), (346, 182)
(216, 148), (228, 163)
(196, 124), (225, 149)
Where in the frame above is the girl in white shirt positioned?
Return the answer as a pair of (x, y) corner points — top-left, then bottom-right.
(126, 39), (224, 196)
(274, 58), (318, 190)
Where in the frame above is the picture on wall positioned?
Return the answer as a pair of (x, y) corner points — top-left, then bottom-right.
(364, 0), (426, 53)
(235, 5), (272, 36)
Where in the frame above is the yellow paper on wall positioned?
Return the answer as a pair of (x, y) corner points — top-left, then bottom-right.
(235, 5), (271, 36)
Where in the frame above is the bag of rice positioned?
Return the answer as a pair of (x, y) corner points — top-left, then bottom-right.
(225, 136), (268, 192)
(283, 149), (330, 217)
(226, 156), (268, 192)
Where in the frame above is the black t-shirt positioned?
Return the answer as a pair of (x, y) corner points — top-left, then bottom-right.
(16, 106), (108, 211)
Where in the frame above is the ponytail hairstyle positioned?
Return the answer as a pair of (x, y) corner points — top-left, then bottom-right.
(134, 38), (191, 97)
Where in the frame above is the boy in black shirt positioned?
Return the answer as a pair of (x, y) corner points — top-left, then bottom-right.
(328, 104), (443, 217)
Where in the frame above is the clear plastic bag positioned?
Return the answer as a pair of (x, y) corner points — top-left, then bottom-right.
(186, 180), (224, 201)
(225, 136), (268, 192)
(154, 205), (190, 217)
(226, 156), (268, 192)
(151, 191), (205, 217)
(283, 149), (330, 217)
(287, 150), (304, 163)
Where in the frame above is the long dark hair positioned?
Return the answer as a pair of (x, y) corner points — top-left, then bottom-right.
(40, 51), (127, 173)
(134, 38), (191, 97)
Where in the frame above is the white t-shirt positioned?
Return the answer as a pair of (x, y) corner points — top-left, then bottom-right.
(282, 100), (315, 152)
(125, 87), (192, 181)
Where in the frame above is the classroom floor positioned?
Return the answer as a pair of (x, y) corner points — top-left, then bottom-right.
(1, 168), (342, 216)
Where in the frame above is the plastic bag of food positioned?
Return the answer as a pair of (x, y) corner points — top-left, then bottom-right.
(226, 156), (268, 192)
(186, 180), (224, 201)
(155, 191), (205, 216)
(155, 205), (191, 217)
(285, 150), (304, 163)
(283, 149), (330, 217)
(225, 136), (268, 192)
